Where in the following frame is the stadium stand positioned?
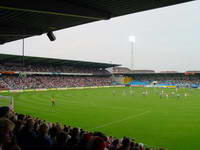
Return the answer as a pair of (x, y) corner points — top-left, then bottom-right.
(113, 67), (131, 74)
(112, 67), (156, 74)
(159, 71), (179, 73)
(1, 76), (112, 90)
(111, 68), (200, 88)
(125, 72), (200, 88)
(0, 54), (116, 75)
(131, 70), (155, 74)
(0, 54), (119, 90)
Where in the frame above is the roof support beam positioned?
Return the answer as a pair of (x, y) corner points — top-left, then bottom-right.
(0, 40), (5, 45)
(0, 0), (111, 20)
(0, 26), (43, 37)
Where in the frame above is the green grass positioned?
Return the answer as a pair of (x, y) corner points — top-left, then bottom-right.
(2, 87), (200, 150)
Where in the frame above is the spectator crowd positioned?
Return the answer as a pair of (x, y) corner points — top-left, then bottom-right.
(0, 62), (114, 90)
(0, 106), (165, 150)
(0, 63), (110, 75)
(0, 76), (112, 90)
(131, 75), (200, 87)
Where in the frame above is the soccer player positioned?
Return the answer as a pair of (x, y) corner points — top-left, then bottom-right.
(130, 89), (134, 96)
(159, 92), (162, 98)
(112, 90), (116, 96)
(165, 93), (169, 99)
(161, 89), (164, 94)
(50, 97), (56, 106)
(176, 93), (180, 99)
(142, 91), (146, 96)
(123, 90), (126, 96)
(184, 93), (188, 98)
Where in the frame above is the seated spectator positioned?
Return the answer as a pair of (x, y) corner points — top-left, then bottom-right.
(0, 118), (16, 150)
(37, 123), (52, 150)
(67, 127), (80, 149)
(0, 106), (10, 118)
(132, 142), (140, 150)
(117, 137), (130, 150)
(77, 133), (92, 150)
(51, 131), (69, 150)
(17, 118), (37, 150)
(88, 136), (106, 150)
(109, 139), (119, 150)
(49, 123), (59, 143)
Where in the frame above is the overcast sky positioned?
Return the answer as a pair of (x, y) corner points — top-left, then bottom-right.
(0, 1), (199, 72)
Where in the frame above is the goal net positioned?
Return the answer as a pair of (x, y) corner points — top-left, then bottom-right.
(0, 95), (14, 110)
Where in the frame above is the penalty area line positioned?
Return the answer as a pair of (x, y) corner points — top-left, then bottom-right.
(88, 110), (150, 130)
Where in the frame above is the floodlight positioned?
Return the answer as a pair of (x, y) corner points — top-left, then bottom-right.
(129, 36), (135, 43)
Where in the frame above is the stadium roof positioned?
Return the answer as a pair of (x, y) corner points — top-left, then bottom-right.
(0, 0), (194, 44)
(0, 54), (120, 68)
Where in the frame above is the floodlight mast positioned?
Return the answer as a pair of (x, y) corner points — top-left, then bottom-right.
(129, 36), (135, 70)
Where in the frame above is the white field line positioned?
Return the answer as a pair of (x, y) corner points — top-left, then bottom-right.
(88, 110), (150, 130)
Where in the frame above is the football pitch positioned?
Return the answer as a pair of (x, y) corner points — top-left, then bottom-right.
(4, 87), (200, 150)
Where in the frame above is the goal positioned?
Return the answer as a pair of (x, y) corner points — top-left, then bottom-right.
(0, 95), (14, 110)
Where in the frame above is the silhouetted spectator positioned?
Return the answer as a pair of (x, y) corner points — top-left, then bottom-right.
(37, 123), (52, 150)
(17, 118), (37, 150)
(117, 137), (130, 150)
(0, 118), (15, 149)
(51, 131), (68, 150)
(0, 106), (10, 118)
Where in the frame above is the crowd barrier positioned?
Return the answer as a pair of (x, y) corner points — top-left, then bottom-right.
(0, 85), (124, 93)
(1, 84), (199, 94)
